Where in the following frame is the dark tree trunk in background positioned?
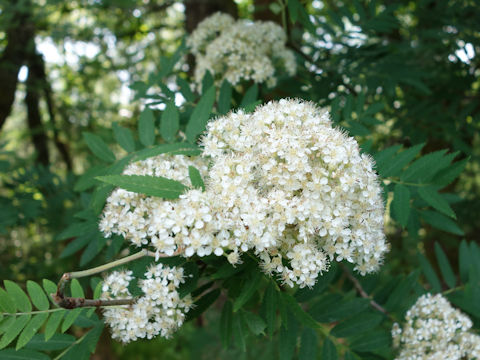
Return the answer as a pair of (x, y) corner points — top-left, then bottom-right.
(0, 1), (35, 131)
(253, 0), (283, 23)
(41, 57), (73, 170)
(184, 0), (238, 75)
(184, 0), (237, 34)
(25, 53), (50, 166)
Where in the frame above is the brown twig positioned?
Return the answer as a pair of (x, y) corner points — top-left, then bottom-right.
(340, 263), (390, 317)
(52, 248), (183, 310)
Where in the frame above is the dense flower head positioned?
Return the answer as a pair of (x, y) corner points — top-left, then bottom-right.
(100, 99), (387, 289)
(101, 265), (192, 343)
(392, 293), (480, 360)
(187, 12), (296, 87)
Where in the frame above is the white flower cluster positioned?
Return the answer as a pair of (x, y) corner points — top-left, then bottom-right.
(100, 99), (387, 289)
(99, 154), (209, 248)
(392, 293), (480, 360)
(187, 12), (296, 87)
(101, 265), (192, 343)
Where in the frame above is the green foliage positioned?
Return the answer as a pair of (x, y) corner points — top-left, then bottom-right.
(1, 0), (479, 359)
(0, 279), (102, 359)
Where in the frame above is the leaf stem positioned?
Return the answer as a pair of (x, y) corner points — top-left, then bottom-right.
(52, 248), (181, 310)
(340, 264), (395, 320)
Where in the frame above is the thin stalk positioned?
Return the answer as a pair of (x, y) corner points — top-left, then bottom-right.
(53, 248), (181, 310)
(341, 264), (395, 321)
(1, 308), (66, 316)
(69, 249), (155, 279)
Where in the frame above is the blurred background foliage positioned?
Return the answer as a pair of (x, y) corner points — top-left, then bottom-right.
(0, 0), (479, 358)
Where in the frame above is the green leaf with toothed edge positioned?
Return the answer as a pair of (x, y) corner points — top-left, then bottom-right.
(138, 107), (155, 147)
(16, 313), (49, 350)
(0, 349), (50, 360)
(322, 338), (338, 360)
(233, 272), (262, 312)
(220, 301), (233, 347)
(26, 281), (49, 311)
(96, 174), (187, 199)
(242, 311), (266, 335)
(44, 310), (65, 341)
(82, 132), (116, 163)
(160, 101), (179, 143)
(299, 327), (317, 360)
(4, 281), (31, 313)
(218, 80), (232, 115)
(264, 282), (278, 337)
(434, 242), (456, 288)
(42, 279), (57, 304)
(25, 333), (75, 351)
(417, 253), (441, 293)
(112, 123), (135, 153)
(418, 187), (456, 219)
(185, 86), (216, 143)
(188, 166), (205, 191)
(0, 314), (31, 349)
(0, 288), (15, 314)
(392, 184), (410, 227)
(61, 308), (83, 333)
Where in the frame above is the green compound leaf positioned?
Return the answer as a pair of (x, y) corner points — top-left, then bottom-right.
(25, 333), (75, 351)
(96, 174), (187, 199)
(322, 338), (338, 360)
(232, 312), (246, 351)
(82, 132), (116, 163)
(61, 308), (82, 333)
(264, 282), (278, 337)
(132, 142), (201, 162)
(218, 80), (232, 115)
(44, 310), (65, 341)
(420, 210), (464, 235)
(26, 281), (49, 311)
(240, 84), (259, 109)
(42, 280), (57, 304)
(0, 348), (50, 360)
(160, 101), (179, 143)
(138, 107), (156, 147)
(392, 184), (410, 227)
(299, 327), (317, 360)
(4, 281), (31, 313)
(331, 312), (383, 338)
(379, 143), (424, 177)
(434, 242), (456, 288)
(188, 166), (205, 191)
(282, 293), (318, 329)
(233, 272), (262, 312)
(16, 313), (49, 350)
(350, 330), (391, 352)
(242, 311), (266, 336)
(279, 312), (298, 360)
(220, 301), (233, 348)
(0, 288), (16, 314)
(401, 149), (448, 183)
(433, 157), (468, 188)
(418, 187), (456, 219)
(186, 86), (216, 143)
(0, 315), (31, 349)
(70, 279), (85, 298)
(417, 253), (441, 293)
(112, 123), (135, 153)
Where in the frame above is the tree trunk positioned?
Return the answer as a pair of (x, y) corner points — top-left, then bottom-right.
(25, 53), (50, 166)
(0, 1), (35, 131)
